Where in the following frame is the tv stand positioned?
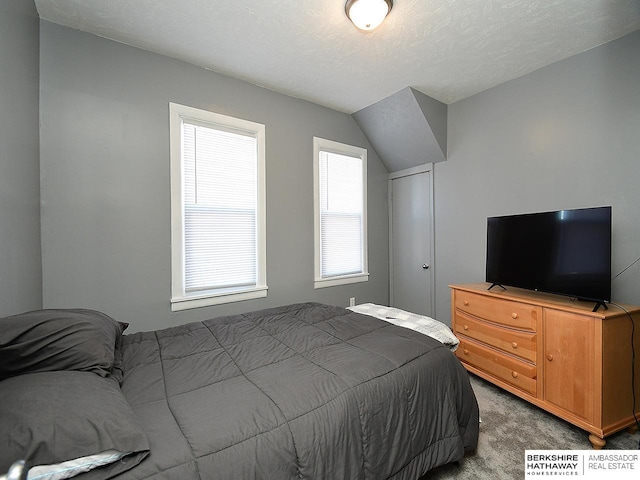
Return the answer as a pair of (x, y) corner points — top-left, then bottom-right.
(450, 283), (640, 449)
(487, 283), (506, 291)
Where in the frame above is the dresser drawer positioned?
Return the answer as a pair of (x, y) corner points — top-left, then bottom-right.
(456, 339), (537, 396)
(454, 291), (539, 331)
(454, 310), (537, 363)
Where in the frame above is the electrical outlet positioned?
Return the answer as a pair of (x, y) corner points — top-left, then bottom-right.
(349, 297), (356, 307)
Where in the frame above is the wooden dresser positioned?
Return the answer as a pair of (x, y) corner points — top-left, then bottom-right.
(450, 283), (640, 448)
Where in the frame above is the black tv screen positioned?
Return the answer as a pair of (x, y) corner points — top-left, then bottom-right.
(485, 206), (611, 304)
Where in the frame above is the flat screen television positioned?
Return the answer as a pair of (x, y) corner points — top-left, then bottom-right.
(485, 206), (611, 310)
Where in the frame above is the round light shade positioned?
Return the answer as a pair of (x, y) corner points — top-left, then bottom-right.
(345, 0), (393, 31)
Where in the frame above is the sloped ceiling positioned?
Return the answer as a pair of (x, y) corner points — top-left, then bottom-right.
(352, 88), (447, 172)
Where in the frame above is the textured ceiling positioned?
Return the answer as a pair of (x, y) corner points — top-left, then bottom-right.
(34, 0), (640, 113)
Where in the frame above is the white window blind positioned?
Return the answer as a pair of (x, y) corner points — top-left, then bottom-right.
(182, 123), (258, 291)
(319, 151), (364, 277)
(170, 103), (266, 310)
(314, 137), (368, 289)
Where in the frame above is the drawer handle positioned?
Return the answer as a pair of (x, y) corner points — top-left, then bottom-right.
(511, 371), (518, 378)
(463, 325), (469, 330)
(511, 342), (518, 349)
(463, 349), (469, 355)
(547, 354), (553, 361)
(511, 312), (518, 319)
(463, 300), (469, 306)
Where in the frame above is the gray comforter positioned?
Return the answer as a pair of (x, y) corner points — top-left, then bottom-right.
(118, 303), (479, 479)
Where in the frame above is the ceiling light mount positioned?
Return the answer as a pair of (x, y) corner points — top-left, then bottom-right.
(345, 0), (393, 32)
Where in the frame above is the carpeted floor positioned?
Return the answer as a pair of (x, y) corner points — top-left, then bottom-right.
(425, 374), (640, 479)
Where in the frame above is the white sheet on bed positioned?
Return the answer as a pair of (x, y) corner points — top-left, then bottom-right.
(26, 450), (128, 480)
(347, 303), (459, 351)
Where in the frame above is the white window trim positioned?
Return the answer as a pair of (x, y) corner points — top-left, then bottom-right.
(313, 137), (369, 289)
(169, 103), (267, 311)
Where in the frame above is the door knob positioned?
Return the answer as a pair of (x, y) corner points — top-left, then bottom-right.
(422, 264), (430, 269)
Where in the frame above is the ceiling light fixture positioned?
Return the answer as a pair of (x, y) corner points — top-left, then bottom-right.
(345, 0), (393, 32)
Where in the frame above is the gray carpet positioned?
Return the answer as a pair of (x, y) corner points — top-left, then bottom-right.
(425, 374), (640, 479)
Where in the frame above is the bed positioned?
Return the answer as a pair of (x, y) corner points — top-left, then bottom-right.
(0, 302), (479, 479)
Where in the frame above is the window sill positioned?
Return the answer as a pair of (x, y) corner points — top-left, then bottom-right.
(171, 286), (268, 311)
(314, 273), (369, 289)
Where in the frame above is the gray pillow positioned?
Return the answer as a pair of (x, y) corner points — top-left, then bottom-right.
(0, 371), (149, 479)
(0, 309), (127, 381)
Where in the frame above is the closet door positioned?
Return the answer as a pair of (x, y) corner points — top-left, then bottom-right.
(390, 170), (433, 316)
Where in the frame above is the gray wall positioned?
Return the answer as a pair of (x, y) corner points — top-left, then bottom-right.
(0, 0), (42, 316)
(39, 21), (389, 332)
(434, 30), (640, 324)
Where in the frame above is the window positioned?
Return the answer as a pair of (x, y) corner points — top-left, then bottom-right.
(170, 103), (267, 311)
(313, 137), (368, 289)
